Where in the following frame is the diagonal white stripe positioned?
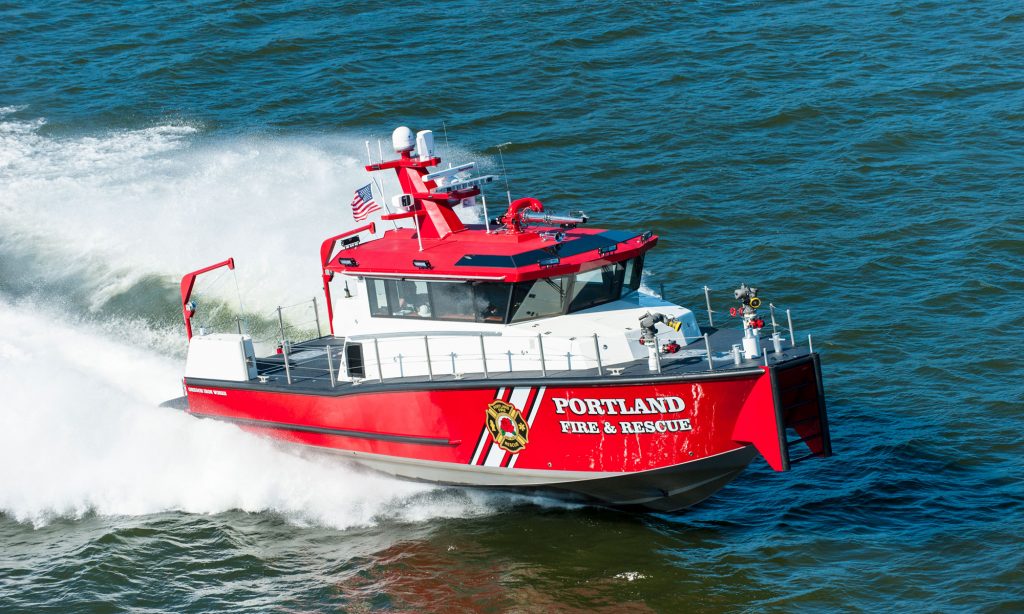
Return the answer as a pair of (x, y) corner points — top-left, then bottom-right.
(508, 386), (545, 469)
(526, 386), (546, 427)
(471, 387), (505, 464)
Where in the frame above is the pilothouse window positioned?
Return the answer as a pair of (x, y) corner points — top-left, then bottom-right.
(623, 255), (643, 296)
(473, 281), (511, 323)
(431, 283), (475, 321)
(367, 279), (391, 315)
(510, 276), (569, 322)
(390, 280), (430, 317)
(568, 263), (625, 311)
(365, 255), (644, 324)
(366, 278), (511, 323)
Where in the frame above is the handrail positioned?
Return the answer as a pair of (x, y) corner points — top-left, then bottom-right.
(242, 286), (809, 386)
(320, 223), (376, 336)
(250, 326), (811, 387)
(347, 330), (503, 342)
(319, 223), (377, 269)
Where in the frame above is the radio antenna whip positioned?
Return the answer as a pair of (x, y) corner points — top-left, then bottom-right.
(442, 121), (452, 168)
(497, 142), (513, 207)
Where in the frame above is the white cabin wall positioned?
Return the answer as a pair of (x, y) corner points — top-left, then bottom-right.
(327, 281), (703, 381)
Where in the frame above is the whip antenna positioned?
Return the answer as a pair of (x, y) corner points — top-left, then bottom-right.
(496, 142), (513, 207)
(232, 269), (246, 333)
(442, 121), (452, 168)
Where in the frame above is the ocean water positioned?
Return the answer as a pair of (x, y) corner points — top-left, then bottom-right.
(1, 1), (1022, 611)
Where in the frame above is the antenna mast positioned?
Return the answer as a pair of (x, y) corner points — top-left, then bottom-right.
(497, 142), (513, 207)
(442, 121), (452, 169)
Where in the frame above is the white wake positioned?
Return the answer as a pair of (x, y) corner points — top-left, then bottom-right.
(0, 300), (519, 529)
(0, 109), (532, 529)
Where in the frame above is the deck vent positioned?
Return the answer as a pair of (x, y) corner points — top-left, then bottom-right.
(338, 257), (358, 267)
(598, 244), (618, 255)
(412, 259), (432, 269)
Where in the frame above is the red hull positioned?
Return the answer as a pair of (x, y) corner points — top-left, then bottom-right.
(182, 355), (830, 510)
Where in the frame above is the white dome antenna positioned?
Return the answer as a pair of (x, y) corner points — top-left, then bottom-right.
(392, 126), (415, 153)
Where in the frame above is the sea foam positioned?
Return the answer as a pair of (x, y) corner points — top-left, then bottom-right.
(0, 113), (561, 529)
(0, 300), (526, 529)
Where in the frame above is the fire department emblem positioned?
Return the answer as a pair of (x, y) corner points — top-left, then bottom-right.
(486, 400), (529, 453)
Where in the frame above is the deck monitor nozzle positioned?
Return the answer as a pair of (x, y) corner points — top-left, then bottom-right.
(639, 312), (683, 372)
(733, 284), (764, 328)
(519, 210), (587, 228)
(733, 284), (765, 359)
(638, 312), (683, 345)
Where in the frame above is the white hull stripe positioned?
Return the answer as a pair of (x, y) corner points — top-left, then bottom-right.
(470, 387), (506, 465)
(507, 386), (545, 469)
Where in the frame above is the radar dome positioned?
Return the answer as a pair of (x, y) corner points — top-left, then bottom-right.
(392, 126), (415, 153)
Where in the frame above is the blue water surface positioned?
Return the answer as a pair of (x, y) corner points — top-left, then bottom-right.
(1, 1), (1022, 611)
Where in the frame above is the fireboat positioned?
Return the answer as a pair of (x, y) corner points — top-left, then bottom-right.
(164, 126), (832, 512)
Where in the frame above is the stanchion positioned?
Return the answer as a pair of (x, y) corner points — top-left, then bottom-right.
(326, 345), (335, 388)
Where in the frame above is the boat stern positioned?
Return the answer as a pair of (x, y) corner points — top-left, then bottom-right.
(731, 353), (832, 471)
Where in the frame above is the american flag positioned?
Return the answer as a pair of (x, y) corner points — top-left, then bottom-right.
(349, 183), (380, 222)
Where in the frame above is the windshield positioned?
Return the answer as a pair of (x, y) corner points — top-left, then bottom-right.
(366, 255), (644, 324)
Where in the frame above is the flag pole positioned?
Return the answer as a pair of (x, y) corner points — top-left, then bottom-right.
(413, 201), (424, 253)
(371, 178), (398, 231)
(365, 139), (398, 231)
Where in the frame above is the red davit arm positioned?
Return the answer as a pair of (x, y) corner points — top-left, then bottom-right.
(319, 223), (376, 335)
(180, 258), (235, 341)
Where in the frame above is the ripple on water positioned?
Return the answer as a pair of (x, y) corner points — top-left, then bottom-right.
(1, 0), (1024, 610)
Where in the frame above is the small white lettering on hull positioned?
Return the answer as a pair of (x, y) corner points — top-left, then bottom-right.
(186, 387), (227, 396)
(558, 418), (692, 436)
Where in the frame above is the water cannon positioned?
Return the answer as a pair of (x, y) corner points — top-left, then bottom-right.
(499, 197), (586, 234)
(392, 126), (415, 153)
(731, 283), (767, 359)
(638, 312), (684, 345)
(733, 283), (760, 308)
(519, 210), (588, 229)
(732, 283), (764, 328)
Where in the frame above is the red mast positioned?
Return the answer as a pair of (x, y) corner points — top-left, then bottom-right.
(364, 128), (483, 240)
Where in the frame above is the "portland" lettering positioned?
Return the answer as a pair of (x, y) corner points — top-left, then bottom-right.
(552, 396), (686, 416)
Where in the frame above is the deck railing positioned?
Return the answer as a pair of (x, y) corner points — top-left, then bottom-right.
(253, 326), (812, 388)
(225, 288), (812, 386)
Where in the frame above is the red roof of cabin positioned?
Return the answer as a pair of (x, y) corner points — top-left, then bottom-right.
(323, 225), (657, 283)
